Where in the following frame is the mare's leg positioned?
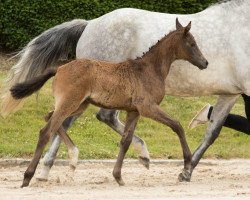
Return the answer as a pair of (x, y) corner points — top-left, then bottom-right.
(190, 94), (250, 135)
(138, 104), (192, 182)
(113, 111), (140, 186)
(191, 95), (239, 177)
(217, 94), (250, 134)
(37, 115), (80, 181)
(96, 108), (150, 168)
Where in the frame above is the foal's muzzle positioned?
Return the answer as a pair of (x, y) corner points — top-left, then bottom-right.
(198, 59), (208, 70)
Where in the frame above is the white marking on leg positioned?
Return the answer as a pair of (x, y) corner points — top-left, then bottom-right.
(36, 165), (50, 181)
(67, 147), (79, 180)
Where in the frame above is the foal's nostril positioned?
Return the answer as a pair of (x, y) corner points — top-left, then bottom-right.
(205, 60), (209, 66)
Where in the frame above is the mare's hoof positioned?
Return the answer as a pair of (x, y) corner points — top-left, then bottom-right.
(138, 156), (150, 169)
(36, 177), (48, 182)
(36, 165), (50, 182)
(178, 169), (191, 182)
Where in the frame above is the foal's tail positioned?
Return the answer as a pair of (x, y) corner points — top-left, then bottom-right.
(1, 19), (88, 117)
(10, 68), (57, 100)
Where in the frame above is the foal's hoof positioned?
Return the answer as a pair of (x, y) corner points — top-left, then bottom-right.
(36, 172), (49, 182)
(138, 156), (150, 169)
(178, 169), (191, 182)
(115, 177), (125, 186)
(21, 179), (30, 188)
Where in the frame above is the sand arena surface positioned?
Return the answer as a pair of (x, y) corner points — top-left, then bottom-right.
(0, 159), (250, 200)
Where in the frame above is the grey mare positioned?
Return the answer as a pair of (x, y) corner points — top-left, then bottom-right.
(1, 0), (249, 181)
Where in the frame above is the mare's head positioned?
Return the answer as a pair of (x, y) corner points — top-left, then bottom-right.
(174, 18), (208, 70)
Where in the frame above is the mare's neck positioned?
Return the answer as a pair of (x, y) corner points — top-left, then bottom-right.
(139, 32), (179, 80)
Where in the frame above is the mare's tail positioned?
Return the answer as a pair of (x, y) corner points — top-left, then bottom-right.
(1, 19), (88, 117)
(10, 68), (57, 100)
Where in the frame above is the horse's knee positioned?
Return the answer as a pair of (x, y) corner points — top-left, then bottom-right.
(171, 120), (184, 135)
(204, 126), (222, 146)
(120, 133), (133, 151)
(132, 135), (145, 145)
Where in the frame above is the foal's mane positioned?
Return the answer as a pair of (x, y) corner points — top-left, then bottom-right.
(135, 29), (177, 60)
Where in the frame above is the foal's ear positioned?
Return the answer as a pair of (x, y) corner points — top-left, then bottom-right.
(176, 18), (183, 30)
(184, 21), (191, 35)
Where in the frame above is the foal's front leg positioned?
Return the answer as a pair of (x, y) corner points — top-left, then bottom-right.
(113, 111), (140, 186)
(138, 104), (192, 182)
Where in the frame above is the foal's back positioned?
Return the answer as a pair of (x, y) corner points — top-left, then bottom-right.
(53, 58), (165, 110)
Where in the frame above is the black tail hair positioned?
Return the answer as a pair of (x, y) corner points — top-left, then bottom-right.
(10, 68), (57, 99)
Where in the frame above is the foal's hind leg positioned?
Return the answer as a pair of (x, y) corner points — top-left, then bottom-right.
(39, 111), (79, 181)
(21, 110), (69, 187)
(37, 103), (89, 181)
(37, 103), (88, 181)
(22, 93), (88, 187)
(37, 115), (79, 181)
(57, 126), (79, 180)
(113, 111), (139, 186)
(56, 102), (89, 179)
(138, 104), (192, 182)
(97, 108), (150, 168)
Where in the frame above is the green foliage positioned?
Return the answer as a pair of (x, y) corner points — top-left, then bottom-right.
(0, 0), (218, 50)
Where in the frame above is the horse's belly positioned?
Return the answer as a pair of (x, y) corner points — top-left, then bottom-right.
(89, 93), (133, 110)
(164, 61), (241, 97)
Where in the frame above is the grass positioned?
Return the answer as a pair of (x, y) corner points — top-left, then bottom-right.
(0, 65), (249, 160)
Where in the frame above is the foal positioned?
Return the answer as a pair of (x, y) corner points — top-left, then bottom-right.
(11, 19), (208, 187)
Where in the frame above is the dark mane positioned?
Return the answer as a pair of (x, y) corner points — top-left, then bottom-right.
(135, 29), (177, 60)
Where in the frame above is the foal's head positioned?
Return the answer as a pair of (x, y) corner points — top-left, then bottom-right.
(174, 18), (208, 70)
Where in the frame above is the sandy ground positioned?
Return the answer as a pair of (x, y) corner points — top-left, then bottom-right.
(0, 159), (250, 200)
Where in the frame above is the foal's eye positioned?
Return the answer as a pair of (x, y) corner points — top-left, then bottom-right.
(191, 43), (196, 47)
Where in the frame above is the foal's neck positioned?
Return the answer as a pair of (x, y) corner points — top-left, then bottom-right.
(139, 31), (179, 80)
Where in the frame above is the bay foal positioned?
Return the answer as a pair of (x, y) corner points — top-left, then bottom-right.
(11, 19), (208, 187)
